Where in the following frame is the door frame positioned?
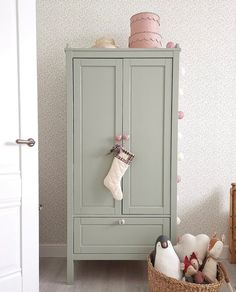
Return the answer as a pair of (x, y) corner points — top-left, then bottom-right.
(17, 0), (39, 291)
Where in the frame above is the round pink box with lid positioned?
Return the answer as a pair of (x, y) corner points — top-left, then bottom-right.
(129, 32), (162, 48)
(130, 12), (160, 35)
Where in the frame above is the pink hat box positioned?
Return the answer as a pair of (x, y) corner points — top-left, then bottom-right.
(129, 32), (162, 48)
(130, 12), (160, 35)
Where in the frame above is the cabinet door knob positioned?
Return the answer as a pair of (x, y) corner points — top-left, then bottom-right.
(115, 135), (122, 142)
(118, 219), (125, 225)
(122, 134), (129, 141)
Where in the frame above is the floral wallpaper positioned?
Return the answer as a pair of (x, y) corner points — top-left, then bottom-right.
(37, 0), (236, 244)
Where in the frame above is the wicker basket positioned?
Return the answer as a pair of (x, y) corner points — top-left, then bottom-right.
(148, 251), (225, 292)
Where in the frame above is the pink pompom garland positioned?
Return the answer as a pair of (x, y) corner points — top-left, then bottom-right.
(166, 41), (175, 48)
(178, 111), (184, 119)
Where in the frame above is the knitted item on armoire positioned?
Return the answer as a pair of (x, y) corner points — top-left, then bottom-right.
(104, 145), (134, 200)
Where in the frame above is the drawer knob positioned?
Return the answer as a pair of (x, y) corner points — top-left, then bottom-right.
(118, 219), (125, 225)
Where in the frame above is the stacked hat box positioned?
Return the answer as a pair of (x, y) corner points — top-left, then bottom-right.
(129, 12), (162, 48)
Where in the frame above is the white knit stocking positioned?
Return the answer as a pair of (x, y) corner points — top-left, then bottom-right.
(104, 148), (134, 200)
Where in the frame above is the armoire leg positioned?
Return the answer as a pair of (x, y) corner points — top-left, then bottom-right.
(67, 258), (74, 284)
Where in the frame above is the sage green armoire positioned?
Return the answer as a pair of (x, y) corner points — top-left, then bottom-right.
(66, 47), (180, 283)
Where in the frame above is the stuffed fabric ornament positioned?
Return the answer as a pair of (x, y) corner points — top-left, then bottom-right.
(181, 253), (207, 284)
(190, 252), (206, 284)
(180, 256), (196, 282)
(201, 233), (234, 291)
(194, 271), (206, 285)
(174, 234), (210, 263)
(202, 233), (224, 283)
(190, 252), (202, 269)
(154, 235), (182, 280)
(104, 145), (134, 200)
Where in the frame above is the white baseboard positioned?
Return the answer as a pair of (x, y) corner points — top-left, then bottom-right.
(39, 244), (229, 259)
(39, 244), (66, 257)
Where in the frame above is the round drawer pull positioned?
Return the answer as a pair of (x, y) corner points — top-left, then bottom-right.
(118, 219), (125, 225)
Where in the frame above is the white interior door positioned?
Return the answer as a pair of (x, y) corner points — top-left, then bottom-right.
(0, 1), (38, 291)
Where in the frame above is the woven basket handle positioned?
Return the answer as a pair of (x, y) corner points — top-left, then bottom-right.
(218, 262), (234, 292)
(218, 262), (229, 282)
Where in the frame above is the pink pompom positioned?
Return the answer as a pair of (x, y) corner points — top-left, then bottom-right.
(115, 135), (122, 142)
(122, 134), (130, 141)
(166, 41), (175, 48)
(177, 175), (181, 183)
(178, 111), (184, 119)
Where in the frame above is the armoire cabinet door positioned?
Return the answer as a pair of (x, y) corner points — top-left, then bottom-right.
(123, 59), (173, 215)
(73, 59), (122, 215)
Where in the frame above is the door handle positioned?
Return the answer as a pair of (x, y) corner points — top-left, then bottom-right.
(16, 138), (35, 147)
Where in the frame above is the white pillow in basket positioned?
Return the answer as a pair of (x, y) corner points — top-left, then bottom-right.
(174, 234), (210, 263)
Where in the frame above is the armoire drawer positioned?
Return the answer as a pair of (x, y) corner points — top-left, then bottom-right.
(73, 217), (170, 254)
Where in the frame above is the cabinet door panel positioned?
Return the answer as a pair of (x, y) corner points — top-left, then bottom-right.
(123, 59), (173, 214)
(73, 59), (122, 214)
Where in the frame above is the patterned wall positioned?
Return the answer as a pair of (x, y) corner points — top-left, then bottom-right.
(37, 0), (236, 244)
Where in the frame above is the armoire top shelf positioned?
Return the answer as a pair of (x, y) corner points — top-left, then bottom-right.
(64, 47), (181, 58)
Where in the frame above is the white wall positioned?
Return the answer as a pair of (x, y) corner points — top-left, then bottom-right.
(37, 0), (236, 244)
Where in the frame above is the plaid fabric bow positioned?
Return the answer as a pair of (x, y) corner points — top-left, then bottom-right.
(107, 144), (123, 155)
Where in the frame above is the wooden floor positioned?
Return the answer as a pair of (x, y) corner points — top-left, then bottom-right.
(40, 258), (236, 292)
